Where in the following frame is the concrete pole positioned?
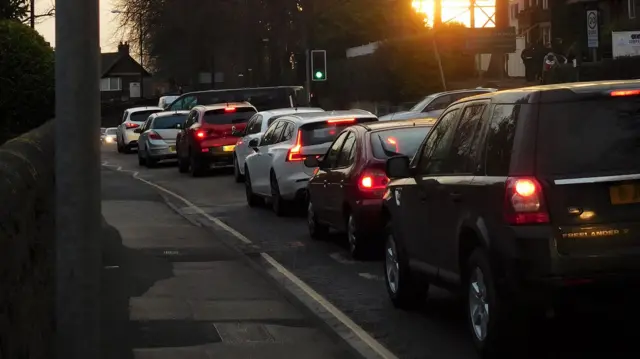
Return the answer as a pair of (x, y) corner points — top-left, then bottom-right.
(55, 0), (102, 357)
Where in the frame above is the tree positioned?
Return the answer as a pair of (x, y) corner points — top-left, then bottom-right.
(0, 0), (28, 21)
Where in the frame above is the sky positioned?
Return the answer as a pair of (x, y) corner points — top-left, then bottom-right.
(411, 0), (496, 27)
(35, 0), (123, 52)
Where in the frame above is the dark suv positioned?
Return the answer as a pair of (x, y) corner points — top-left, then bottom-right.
(381, 81), (640, 357)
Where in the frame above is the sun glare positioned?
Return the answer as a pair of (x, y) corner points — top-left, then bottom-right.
(411, 0), (496, 28)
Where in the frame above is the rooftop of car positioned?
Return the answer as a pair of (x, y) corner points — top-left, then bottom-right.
(282, 109), (376, 124)
(259, 107), (323, 116)
(127, 106), (164, 113)
(193, 102), (255, 110)
(433, 87), (496, 96)
(179, 86), (304, 96)
(360, 118), (438, 131)
(149, 110), (190, 118)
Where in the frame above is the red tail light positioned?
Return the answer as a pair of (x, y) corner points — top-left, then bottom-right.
(327, 118), (356, 124)
(503, 177), (550, 225)
(287, 130), (304, 161)
(358, 168), (389, 191)
(148, 131), (162, 140)
(224, 107), (236, 112)
(610, 89), (640, 97)
(195, 129), (208, 139)
(125, 122), (139, 129)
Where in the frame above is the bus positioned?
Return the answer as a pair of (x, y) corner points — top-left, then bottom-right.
(166, 86), (309, 112)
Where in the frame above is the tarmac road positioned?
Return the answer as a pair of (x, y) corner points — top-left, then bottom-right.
(101, 144), (640, 359)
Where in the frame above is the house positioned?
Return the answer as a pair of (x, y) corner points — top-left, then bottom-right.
(511, 0), (552, 44)
(100, 42), (151, 102)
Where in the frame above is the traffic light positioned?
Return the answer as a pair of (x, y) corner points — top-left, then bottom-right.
(311, 50), (327, 81)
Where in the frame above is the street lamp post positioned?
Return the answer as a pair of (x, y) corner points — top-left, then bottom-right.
(112, 10), (145, 98)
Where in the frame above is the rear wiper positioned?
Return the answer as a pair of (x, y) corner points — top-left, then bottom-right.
(377, 135), (401, 157)
(231, 118), (247, 123)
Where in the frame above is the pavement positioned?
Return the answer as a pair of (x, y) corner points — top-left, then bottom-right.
(100, 167), (355, 359)
(101, 143), (640, 359)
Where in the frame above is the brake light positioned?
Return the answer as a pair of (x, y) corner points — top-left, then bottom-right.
(358, 168), (389, 191)
(148, 131), (162, 140)
(503, 177), (549, 225)
(610, 89), (640, 97)
(327, 118), (356, 124)
(125, 122), (139, 129)
(196, 130), (207, 139)
(287, 130), (304, 161)
(224, 107), (236, 112)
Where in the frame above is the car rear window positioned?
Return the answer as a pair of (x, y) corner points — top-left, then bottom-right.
(370, 127), (431, 158)
(106, 128), (116, 135)
(203, 107), (256, 125)
(301, 117), (377, 146)
(153, 114), (187, 129)
(130, 110), (161, 123)
(536, 97), (640, 177)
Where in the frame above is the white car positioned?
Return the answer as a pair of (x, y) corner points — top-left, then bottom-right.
(243, 110), (378, 216)
(232, 107), (324, 182)
(102, 127), (117, 144)
(116, 106), (164, 153)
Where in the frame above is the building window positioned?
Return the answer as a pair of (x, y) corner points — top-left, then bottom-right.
(541, 25), (552, 46)
(100, 77), (122, 91)
(542, 0), (549, 9)
(630, 0), (636, 19)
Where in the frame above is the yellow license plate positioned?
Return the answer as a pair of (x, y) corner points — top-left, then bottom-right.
(169, 146), (176, 153)
(222, 145), (235, 152)
(610, 183), (640, 205)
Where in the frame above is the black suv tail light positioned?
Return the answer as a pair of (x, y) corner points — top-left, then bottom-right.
(503, 177), (550, 225)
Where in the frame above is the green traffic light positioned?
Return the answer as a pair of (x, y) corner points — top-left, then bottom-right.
(315, 71), (324, 79)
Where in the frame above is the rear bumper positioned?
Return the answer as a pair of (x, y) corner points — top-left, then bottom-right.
(194, 147), (235, 168)
(279, 173), (311, 201)
(148, 143), (177, 160)
(351, 198), (385, 235)
(122, 131), (140, 145)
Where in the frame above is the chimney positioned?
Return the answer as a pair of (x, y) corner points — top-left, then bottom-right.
(117, 41), (130, 55)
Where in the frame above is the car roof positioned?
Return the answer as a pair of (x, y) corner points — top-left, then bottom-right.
(259, 107), (324, 117)
(360, 118), (438, 131)
(127, 106), (164, 113)
(193, 102), (255, 111)
(149, 110), (190, 118)
(452, 80), (640, 105)
(430, 88), (496, 97)
(281, 109), (376, 124)
(179, 86), (304, 97)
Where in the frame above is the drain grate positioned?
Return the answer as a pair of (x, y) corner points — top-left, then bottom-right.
(130, 320), (222, 348)
(138, 247), (236, 262)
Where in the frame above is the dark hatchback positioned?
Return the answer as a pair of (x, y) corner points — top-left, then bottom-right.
(381, 81), (640, 357)
(305, 118), (437, 258)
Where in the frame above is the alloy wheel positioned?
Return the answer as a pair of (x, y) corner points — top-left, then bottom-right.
(385, 235), (400, 294)
(469, 266), (490, 342)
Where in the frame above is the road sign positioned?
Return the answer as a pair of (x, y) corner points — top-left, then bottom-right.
(465, 27), (517, 54)
(587, 10), (599, 48)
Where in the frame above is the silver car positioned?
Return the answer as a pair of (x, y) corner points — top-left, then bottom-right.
(102, 127), (117, 144)
(136, 111), (189, 167)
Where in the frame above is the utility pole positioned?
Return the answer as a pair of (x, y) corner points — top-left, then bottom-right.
(139, 11), (144, 98)
(30, 0), (35, 28)
(55, 0), (101, 358)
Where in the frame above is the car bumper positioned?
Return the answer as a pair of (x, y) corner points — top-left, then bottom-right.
(278, 172), (311, 201)
(148, 143), (178, 160)
(194, 147), (235, 168)
(123, 131), (140, 145)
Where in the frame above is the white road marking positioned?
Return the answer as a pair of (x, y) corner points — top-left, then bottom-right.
(329, 252), (356, 265)
(262, 253), (398, 359)
(359, 273), (385, 281)
(101, 160), (398, 359)
(104, 265), (119, 269)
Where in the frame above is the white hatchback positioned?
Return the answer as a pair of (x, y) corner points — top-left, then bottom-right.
(243, 110), (378, 216)
(232, 107), (323, 182)
(116, 106), (164, 153)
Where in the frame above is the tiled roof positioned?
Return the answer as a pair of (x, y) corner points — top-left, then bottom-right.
(100, 52), (121, 76)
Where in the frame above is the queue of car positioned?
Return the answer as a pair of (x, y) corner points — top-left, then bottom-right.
(105, 81), (640, 358)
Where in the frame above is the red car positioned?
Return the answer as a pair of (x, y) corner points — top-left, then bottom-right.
(176, 102), (257, 176)
(305, 118), (436, 259)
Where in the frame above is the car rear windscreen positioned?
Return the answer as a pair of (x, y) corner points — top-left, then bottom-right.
(371, 127), (432, 159)
(106, 128), (117, 135)
(301, 117), (378, 146)
(153, 114), (187, 129)
(203, 108), (256, 125)
(536, 97), (640, 177)
(131, 110), (161, 123)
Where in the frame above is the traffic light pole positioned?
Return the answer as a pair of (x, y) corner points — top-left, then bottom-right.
(305, 49), (311, 103)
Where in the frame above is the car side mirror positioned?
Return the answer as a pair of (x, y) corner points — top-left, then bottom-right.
(248, 138), (259, 150)
(386, 155), (411, 178)
(304, 156), (320, 168)
(133, 128), (142, 133)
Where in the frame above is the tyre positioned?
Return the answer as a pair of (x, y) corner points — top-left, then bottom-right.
(347, 213), (368, 260)
(384, 222), (428, 310)
(177, 151), (189, 173)
(244, 167), (262, 207)
(465, 248), (511, 358)
(137, 151), (146, 166)
(270, 172), (289, 216)
(145, 149), (157, 168)
(189, 154), (205, 177)
(233, 155), (244, 183)
(117, 136), (124, 153)
(307, 199), (329, 240)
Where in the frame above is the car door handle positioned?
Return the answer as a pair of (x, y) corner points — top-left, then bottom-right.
(449, 192), (462, 202)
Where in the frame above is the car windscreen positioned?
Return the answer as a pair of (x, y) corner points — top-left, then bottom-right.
(106, 128), (117, 135)
(152, 114), (187, 129)
(203, 108), (256, 125)
(301, 117), (378, 146)
(196, 89), (294, 111)
(130, 110), (161, 123)
(536, 97), (640, 177)
(410, 95), (435, 112)
(370, 126), (432, 159)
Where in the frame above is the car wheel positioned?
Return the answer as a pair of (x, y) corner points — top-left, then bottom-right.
(244, 167), (262, 207)
(233, 155), (244, 183)
(189, 153), (205, 177)
(117, 136), (124, 153)
(145, 149), (157, 168)
(177, 150), (189, 173)
(384, 222), (428, 310)
(270, 172), (288, 217)
(466, 248), (511, 358)
(137, 150), (146, 166)
(307, 200), (329, 240)
(347, 214), (368, 260)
